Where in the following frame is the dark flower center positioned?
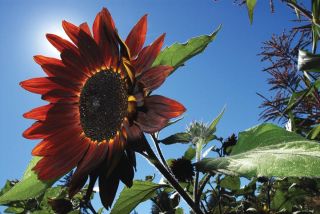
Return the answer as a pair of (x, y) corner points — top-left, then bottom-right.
(79, 70), (128, 142)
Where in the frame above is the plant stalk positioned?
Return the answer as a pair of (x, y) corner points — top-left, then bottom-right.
(150, 134), (171, 172)
(143, 142), (204, 214)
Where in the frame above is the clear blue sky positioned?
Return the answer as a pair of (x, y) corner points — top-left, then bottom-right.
(0, 0), (299, 213)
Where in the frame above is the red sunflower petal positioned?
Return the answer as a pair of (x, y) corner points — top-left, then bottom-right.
(118, 154), (134, 187)
(60, 49), (92, 77)
(69, 140), (108, 196)
(33, 136), (88, 180)
(62, 20), (103, 71)
(92, 8), (119, 67)
(125, 15), (147, 58)
(24, 112), (79, 140)
(138, 65), (173, 91)
(46, 34), (78, 53)
(145, 95), (186, 119)
(135, 110), (168, 133)
(34, 55), (87, 81)
(23, 103), (78, 121)
(99, 172), (120, 209)
(23, 104), (54, 121)
(132, 33), (165, 76)
(31, 125), (83, 156)
(42, 89), (79, 103)
(79, 22), (92, 36)
(20, 77), (78, 95)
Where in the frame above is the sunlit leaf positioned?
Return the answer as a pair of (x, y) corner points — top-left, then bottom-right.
(0, 157), (57, 204)
(246, 0), (257, 24)
(308, 125), (320, 139)
(160, 132), (191, 145)
(220, 176), (240, 191)
(207, 107), (225, 136)
(4, 207), (24, 213)
(183, 146), (196, 160)
(152, 25), (221, 75)
(175, 207), (184, 214)
(111, 180), (167, 214)
(196, 124), (320, 177)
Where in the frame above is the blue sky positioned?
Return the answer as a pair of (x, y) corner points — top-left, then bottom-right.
(0, 0), (299, 213)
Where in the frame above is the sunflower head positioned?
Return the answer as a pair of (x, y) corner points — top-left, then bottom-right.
(169, 158), (195, 182)
(20, 8), (186, 209)
(48, 198), (73, 214)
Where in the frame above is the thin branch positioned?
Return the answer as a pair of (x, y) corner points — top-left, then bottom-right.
(195, 173), (212, 206)
(142, 141), (204, 214)
(285, 0), (312, 20)
(150, 133), (171, 172)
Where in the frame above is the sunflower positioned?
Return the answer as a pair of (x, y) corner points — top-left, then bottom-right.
(20, 8), (186, 208)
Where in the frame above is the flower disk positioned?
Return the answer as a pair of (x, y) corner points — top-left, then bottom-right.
(80, 70), (128, 142)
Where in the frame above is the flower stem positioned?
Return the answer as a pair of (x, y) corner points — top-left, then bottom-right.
(143, 142), (204, 214)
(150, 133), (171, 172)
(193, 139), (203, 210)
(195, 173), (211, 206)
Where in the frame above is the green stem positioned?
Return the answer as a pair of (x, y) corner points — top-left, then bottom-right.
(142, 142), (204, 214)
(193, 139), (203, 211)
(150, 134), (171, 172)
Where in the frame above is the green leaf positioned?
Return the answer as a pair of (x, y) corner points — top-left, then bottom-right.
(0, 180), (14, 197)
(196, 123), (320, 177)
(4, 207), (24, 214)
(307, 125), (320, 139)
(298, 50), (320, 72)
(160, 132), (191, 145)
(175, 207), (184, 214)
(110, 180), (167, 214)
(220, 176), (240, 191)
(207, 107), (225, 136)
(246, 0), (257, 24)
(40, 186), (67, 211)
(0, 157), (57, 204)
(152, 25), (221, 74)
(97, 208), (104, 214)
(183, 146), (196, 160)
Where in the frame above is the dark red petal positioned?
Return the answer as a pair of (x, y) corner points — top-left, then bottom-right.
(118, 155), (134, 187)
(105, 135), (125, 176)
(60, 49), (91, 76)
(34, 55), (61, 67)
(24, 112), (79, 140)
(92, 8), (119, 67)
(20, 77), (78, 95)
(34, 55), (86, 81)
(79, 22), (92, 36)
(46, 34), (78, 53)
(135, 110), (168, 133)
(133, 34), (165, 76)
(99, 172), (120, 209)
(145, 95), (186, 119)
(68, 174), (88, 198)
(138, 65), (173, 91)
(63, 20), (103, 71)
(33, 136), (88, 180)
(126, 149), (137, 169)
(62, 21), (80, 46)
(23, 103), (77, 121)
(42, 89), (79, 103)
(69, 141), (108, 195)
(23, 104), (54, 121)
(125, 15), (147, 58)
(31, 125), (83, 156)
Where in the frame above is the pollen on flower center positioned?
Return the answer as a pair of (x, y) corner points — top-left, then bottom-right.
(79, 70), (128, 142)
